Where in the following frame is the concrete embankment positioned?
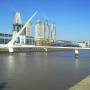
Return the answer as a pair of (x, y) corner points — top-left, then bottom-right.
(0, 47), (8, 53)
(69, 75), (90, 90)
(0, 46), (73, 53)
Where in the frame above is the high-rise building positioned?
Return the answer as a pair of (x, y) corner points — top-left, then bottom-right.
(11, 12), (57, 46)
(26, 21), (32, 36)
(35, 20), (44, 45)
(44, 20), (50, 45)
(13, 12), (23, 32)
(13, 12), (23, 43)
(50, 22), (56, 43)
(44, 20), (49, 40)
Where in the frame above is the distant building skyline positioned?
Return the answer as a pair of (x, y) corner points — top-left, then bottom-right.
(0, 0), (90, 41)
(12, 11), (56, 46)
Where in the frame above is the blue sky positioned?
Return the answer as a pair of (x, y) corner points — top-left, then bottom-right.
(0, 0), (90, 41)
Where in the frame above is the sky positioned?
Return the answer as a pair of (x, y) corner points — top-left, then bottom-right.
(0, 0), (90, 41)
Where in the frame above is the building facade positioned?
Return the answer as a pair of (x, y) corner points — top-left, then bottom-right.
(50, 22), (56, 43)
(35, 20), (44, 46)
(0, 33), (12, 44)
(44, 20), (49, 45)
(26, 21), (32, 37)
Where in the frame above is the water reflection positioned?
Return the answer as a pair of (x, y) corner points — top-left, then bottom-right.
(44, 52), (47, 56)
(75, 57), (79, 67)
(6, 55), (15, 78)
(7, 55), (15, 70)
(74, 57), (80, 79)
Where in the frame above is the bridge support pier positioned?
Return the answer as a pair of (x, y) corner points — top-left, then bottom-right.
(8, 47), (14, 53)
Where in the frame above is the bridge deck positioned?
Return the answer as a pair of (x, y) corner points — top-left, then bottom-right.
(0, 45), (90, 52)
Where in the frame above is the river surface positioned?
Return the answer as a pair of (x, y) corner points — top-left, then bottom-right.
(0, 50), (90, 90)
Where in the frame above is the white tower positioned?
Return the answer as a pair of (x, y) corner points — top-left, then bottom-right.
(14, 12), (22, 24)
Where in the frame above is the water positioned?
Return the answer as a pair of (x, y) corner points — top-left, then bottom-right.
(0, 50), (90, 90)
